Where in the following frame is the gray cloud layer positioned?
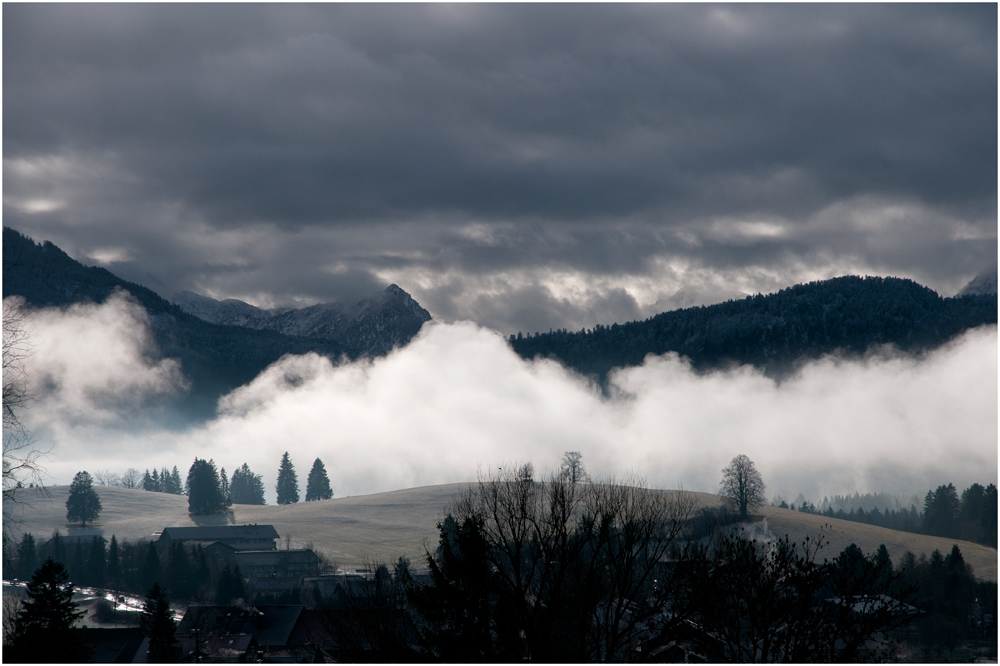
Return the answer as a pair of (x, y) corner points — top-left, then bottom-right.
(4, 4), (996, 332)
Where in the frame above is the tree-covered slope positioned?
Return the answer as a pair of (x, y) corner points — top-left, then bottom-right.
(1, 227), (428, 418)
(510, 275), (997, 380)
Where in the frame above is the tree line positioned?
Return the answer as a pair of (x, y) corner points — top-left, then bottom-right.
(778, 482), (998, 548)
(73, 452), (336, 516)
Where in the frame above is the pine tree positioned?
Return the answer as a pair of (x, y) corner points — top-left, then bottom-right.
(170, 467), (183, 495)
(66, 471), (102, 527)
(140, 583), (180, 663)
(219, 467), (231, 506)
(276, 452), (299, 505)
(15, 533), (37, 581)
(142, 469), (155, 491)
(142, 542), (162, 591)
(186, 458), (225, 515)
(230, 463), (266, 505)
(107, 535), (121, 592)
(305, 458), (333, 501)
(8, 558), (91, 662)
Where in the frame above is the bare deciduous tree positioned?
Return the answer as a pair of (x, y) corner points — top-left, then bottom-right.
(559, 451), (590, 484)
(93, 470), (120, 487)
(119, 468), (142, 490)
(3, 297), (47, 543)
(719, 454), (766, 520)
(431, 465), (695, 661)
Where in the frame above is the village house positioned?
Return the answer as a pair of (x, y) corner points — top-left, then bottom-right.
(157, 524), (279, 550)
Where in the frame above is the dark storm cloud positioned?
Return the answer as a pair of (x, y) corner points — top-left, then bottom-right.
(4, 4), (996, 329)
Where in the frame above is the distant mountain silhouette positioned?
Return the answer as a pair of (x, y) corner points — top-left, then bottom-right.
(510, 275), (997, 381)
(2, 227), (431, 419)
(172, 284), (429, 356)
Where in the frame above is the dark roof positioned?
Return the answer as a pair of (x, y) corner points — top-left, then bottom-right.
(159, 524), (279, 541)
(177, 605), (304, 650)
(71, 627), (144, 663)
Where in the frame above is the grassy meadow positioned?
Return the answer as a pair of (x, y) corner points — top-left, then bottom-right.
(4, 484), (996, 582)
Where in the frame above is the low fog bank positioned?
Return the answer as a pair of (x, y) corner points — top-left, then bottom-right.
(14, 295), (997, 505)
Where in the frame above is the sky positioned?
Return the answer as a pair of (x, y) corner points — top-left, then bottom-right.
(4, 4), (997, 335)
(2, 5), (997, 503)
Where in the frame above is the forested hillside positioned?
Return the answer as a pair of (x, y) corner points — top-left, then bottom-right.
(510, 275), (997, 380)
(1, 227), (428, 418)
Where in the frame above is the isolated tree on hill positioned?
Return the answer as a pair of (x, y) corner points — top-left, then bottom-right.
(276, 452), (299, 505)
(7, 558), (90, 662)
(559, 451), (590, 484)
(305, 458), (333, 501)
(66, 471), (102, 527)
(140, 583), (180, 663)
(229, 463), (266, 505)
(719, 454), (766, 521)
(186, 458), (225, 515)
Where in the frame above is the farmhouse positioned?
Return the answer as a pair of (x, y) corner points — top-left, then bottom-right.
(157, 524), (279, 550)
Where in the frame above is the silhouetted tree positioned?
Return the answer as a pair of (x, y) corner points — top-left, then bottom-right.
(65, 471), (102, 527)
(305, 458), (333, 501)
(7, 558), (91, 662)
(276, 452), (299, 505)
(559, 451), (590, 484)
(219, 466), (231, 506)
(229, 463), (266, 505)
(411, 467), (695, 661)
(214, 563), (246, 605)
(107, 535), (120, 592)
(140, 583), (180, 663)
(923, 484), (960, 538)
(142, 542), (161, 591)
(186, 458), (225, 515)
(15, 533), (37, 581)
(674, 535), (915, 662)
(719, 454), (766, 520)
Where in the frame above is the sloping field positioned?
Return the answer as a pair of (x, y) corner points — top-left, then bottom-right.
(4, 484), (996, 581)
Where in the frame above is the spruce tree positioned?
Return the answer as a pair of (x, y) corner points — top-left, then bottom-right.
(230, 463), (266, 505)
(16, 533), (37, 581)
(219, 467), (231, 506)
(305, 458), (334, 501)
(140, 583), (180, 663)
(170, 467), (184, 495)
(66, 471), (102, 527)
(186, 458), (225, 515)
(107, 535), (121, 592)
(8, 558), (91, 662)
(276, 452), (299, 505)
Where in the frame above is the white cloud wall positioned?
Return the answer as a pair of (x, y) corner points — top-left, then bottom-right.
(16, 297), (997, 505)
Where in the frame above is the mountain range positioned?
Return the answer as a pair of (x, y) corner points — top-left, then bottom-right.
(2, 227), (430, 419)
(3, 225), (996, 413)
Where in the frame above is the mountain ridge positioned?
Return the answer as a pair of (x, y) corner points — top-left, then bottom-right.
(510, 274), (997, 381)
(2, 227), (432, 418)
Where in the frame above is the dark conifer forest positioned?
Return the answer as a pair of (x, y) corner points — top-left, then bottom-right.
(510, 276), (997, 380)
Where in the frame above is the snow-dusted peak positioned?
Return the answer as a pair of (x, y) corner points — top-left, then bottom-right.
(957, 267), (998, 297)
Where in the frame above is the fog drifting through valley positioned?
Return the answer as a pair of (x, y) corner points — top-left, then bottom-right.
(13, 294), (997, 506)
